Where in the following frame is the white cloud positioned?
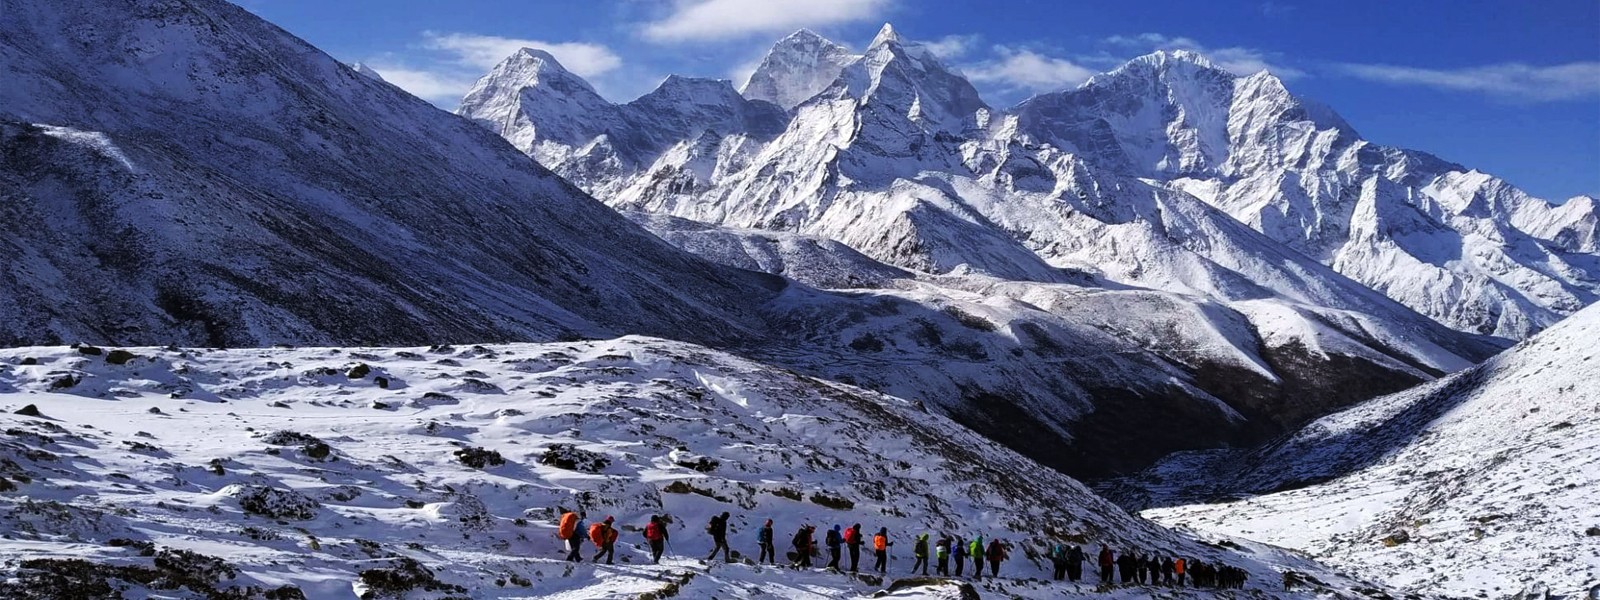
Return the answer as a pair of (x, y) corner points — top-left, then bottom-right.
(919, 34), (980, 60)
(642, 0), (892, 42)
(1335, 61), (1600, 102)
(1103, 33), (1303, 79)
(423, 32), (621, 77)
(727, 55), (766, 90)
(361, 63), (480, 104)
(964, 47), (1095, 94)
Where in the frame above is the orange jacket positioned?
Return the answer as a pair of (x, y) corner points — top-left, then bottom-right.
(1175, 558), (1186, 573)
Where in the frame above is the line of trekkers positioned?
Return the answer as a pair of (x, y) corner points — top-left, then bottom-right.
(555, 510), (1249, 589)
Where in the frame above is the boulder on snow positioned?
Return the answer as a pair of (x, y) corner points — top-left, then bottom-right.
(226, 484), (320, 520)
(104, 350), (138, 365)
(875, 577), (980, 600)
(357, 558), (464, 599)
(74, 345), (103, 356)
(1380, 530), (1410, 546)
(1586, 526), (1600, 537)
(538, 443), (608, 473)
(346, 363), (371, 379)
(1514, 583), (1550, 600)
(454, 446), (504, 469)
(13, 404), (41, 417)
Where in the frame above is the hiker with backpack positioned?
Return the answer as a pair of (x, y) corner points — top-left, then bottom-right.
(872, 527), (891, 574)
(1175, 556), (1187, 587)
(1066, 545), (1085, 582)
(825, 525), (843, 570)
(844, 523), (865, 572)
(1049, 543), (1067, 581)
(589, 516), (617, 564)
(644, 515), (667, 564)
(1118, 548), (1136, 583)
(985, 538), (1007, 578)
(705, 512), (731, 562)
(934, 535), (951, 576)
(910, 533), (930, 575)
(952, 535), (967, 577)
(558, 510), (585, 562)
(756, 519), (776, 565)
(968, 536), (984, 581)
(1161, 555), (1175, 585)
(790, 525), (815, 568)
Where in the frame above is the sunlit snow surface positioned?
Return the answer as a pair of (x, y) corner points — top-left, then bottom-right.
(1145, 305), (1600, 597)
(0, 339), (1386, 598)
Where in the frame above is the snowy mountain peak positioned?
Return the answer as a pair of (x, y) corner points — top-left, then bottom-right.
(742, 28), (858, 110)
(869, 22), (901, 48)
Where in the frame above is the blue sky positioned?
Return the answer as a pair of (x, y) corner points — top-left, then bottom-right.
(242, 0), (1600, 200)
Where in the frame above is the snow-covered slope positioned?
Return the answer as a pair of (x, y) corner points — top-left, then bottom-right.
(1138, 304), (1600, 597)
(0, 340), (1387, 598)
(1017, 52), (1598, 339)
(0, 0), (784, 347)
(465, 27), (1596, 341)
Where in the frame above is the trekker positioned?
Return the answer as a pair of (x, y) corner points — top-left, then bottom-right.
(985, 539), (1007, 578)
(1066, 545), (1085, 582)
(952, 535), (967, 577)
(1161, 555), (1175, 585)
(844, 523), (864, 572)
(790, 525), (814, 568)
(911, 533), (930, 575)
(705, 512), (731, 562)
(1134, 551), (1146, 583)
(1049, 543), (1067, 581)
(934, 535), (951, 576)
(589, 516), (616, 564)
(756, 519), (775, 565)
(1097, 545), (1114, 584)
(558, 510), (586, 562)
(825, 525), (843, 569)
(1175, 557), (1186, 587)
(968, 536), (985, 581)
(1117, 549), (1135, 583)
(644, 515), (667, 564)
(872, 527), (891, 574)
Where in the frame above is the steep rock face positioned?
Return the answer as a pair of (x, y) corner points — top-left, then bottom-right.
(1138, 304), (1600, 596)
(1017, 52), (1597, 339)
(0, 0), (782, 347)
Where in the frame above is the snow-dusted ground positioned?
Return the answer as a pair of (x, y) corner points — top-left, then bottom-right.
(0, 340), (1391, 598)
(1140, 305), (1600, 598)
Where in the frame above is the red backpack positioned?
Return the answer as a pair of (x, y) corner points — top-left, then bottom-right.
(645, 521), (663, 541)
(843, 528), (860, 545)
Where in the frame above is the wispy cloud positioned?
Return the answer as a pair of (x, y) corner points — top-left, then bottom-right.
(423, 32), (621, 77)
(1334, 61), (1600, 102)
(1103, 33), (1303, 79)
(963, 46), (1096, 95)
(642, 0), (892, 43)
(920, 34), (981, 60)
(359, 63), (481, 105)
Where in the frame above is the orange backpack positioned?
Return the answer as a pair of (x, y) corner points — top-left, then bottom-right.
(589, 523), (607, 546)
(873, 534), (887, 551)
(558, 512), (578, 540)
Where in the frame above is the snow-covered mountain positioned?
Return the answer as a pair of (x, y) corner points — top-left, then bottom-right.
(0, 0), (787, 348)
(462, 27), (1597, 341)
(1135, 304), (1600, 597)
(0, 340), (1389, 598)
(1015, 51), (1598, 340)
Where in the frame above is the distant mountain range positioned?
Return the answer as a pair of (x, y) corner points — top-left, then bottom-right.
(460, 25), (1597, 342)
